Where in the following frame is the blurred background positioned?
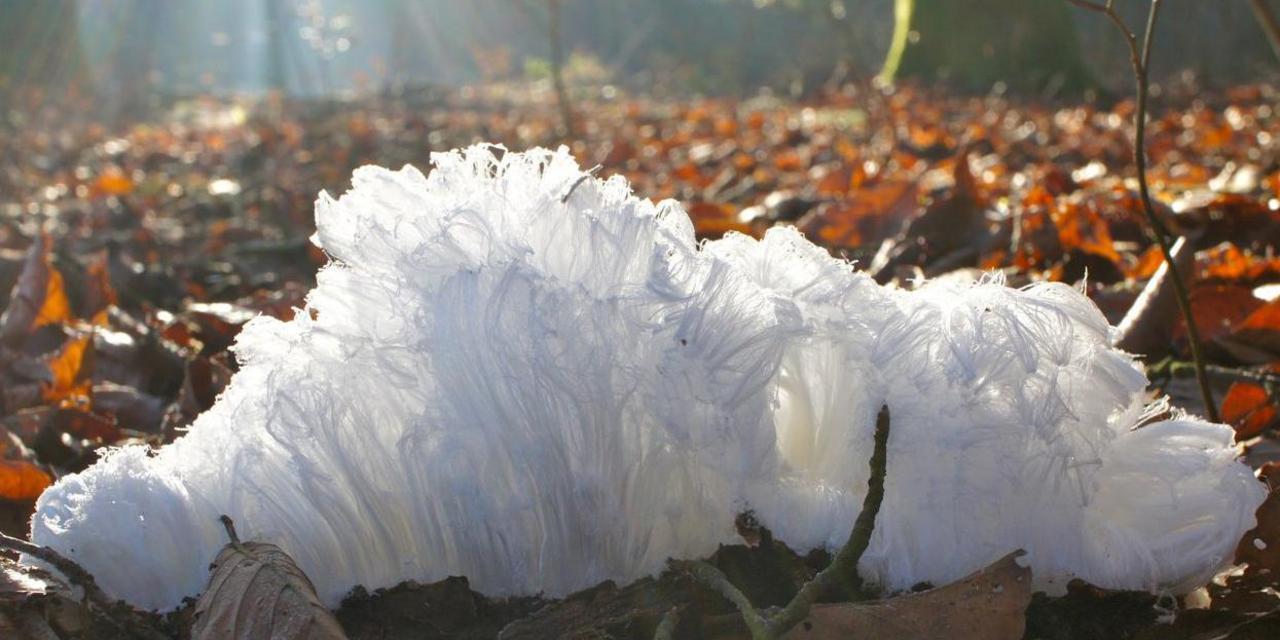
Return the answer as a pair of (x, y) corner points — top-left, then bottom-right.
(2, 0), (1279, 105)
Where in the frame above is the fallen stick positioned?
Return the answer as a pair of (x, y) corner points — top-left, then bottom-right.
(0, 531), (168, 640)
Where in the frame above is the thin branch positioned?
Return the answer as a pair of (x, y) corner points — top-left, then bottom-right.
(1160, 361), (1280, 388)
(765, 404), (890, 636)
(684, 561), (771, 639)
(1065, 0), (1109, 13)
(1066, 0), (1218, 423)
(561, 165), (602, 203)
(0, 531), (114, 607)
(0, 532), (168, 640)
(220, 514), (244, 550)
(685, 405), (893, 638)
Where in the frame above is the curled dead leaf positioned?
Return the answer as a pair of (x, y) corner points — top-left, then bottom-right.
(192, 517), (348, 640)
(0, 233), (72, 345)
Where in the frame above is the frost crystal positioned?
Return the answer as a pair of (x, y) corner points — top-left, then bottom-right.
(30, 146), (1266, 611)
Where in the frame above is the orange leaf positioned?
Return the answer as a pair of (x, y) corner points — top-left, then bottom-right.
(799, 180), (919, 249)
(43, 335), (92, 405)
(1125, 246), (1164, 281)
(33, 266), (73, 328)
(0, 460), (52, 501)
(0, 232), (63, 343)
(1175, 285), (1264, 345)
(1198, 243), (1280, 283)
(1236, 299), (1280, 333)
(687, 202), (753, 239)
(1222, 380), (1277, 440)
(91, 169), (134, 197)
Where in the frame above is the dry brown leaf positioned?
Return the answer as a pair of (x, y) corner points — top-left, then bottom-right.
(1235, 462), (1280, 575)
(778, 551), (1031, 640)
(192, 522), (348, 640)
(1176, 285), (1264, 353)
(0, 233), (71, 345)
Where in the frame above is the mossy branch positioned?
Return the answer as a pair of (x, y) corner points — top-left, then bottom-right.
(679, 404), (892, 639)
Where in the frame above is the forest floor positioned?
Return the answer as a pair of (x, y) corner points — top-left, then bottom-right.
(0, 78), (1278, 638)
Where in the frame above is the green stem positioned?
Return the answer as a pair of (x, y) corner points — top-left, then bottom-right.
(878, 0), (914, 84)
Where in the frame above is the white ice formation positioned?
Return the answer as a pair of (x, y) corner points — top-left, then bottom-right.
(30, 146), (1266, 611)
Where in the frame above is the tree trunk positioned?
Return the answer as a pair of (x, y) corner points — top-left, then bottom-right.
(880, 0), (1093, 94)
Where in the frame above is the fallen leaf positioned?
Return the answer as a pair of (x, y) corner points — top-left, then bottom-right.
(83, 252), (118, 325)
(1175, 285), (1264, 352)
(776, 551), (1030, 640)
(0, 460), (52, 501)
(0, 233), (72, 345)
(1236, 463), (1280, 575)
(192, 520), (348, 640)
(800, 179), (918, 249)
(1198, 244), (1280, 283)
(43, 335), (92, 405)
(1223, 381), (1278, 440)
(687, 201), (754, 239)
(1219, 301), (1280, 364)
(91, 169), (134, 197)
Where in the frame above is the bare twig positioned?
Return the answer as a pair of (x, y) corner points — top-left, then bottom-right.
(685, 405), (893, 638)
(220, 514), (243, 548)
(1159, 361), (1280, 388)
(0, 531), (114, 607)
(1067, 0), (1218, 422)
(561, 165), (602, 203)
(1065, 0), (1109, 11)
